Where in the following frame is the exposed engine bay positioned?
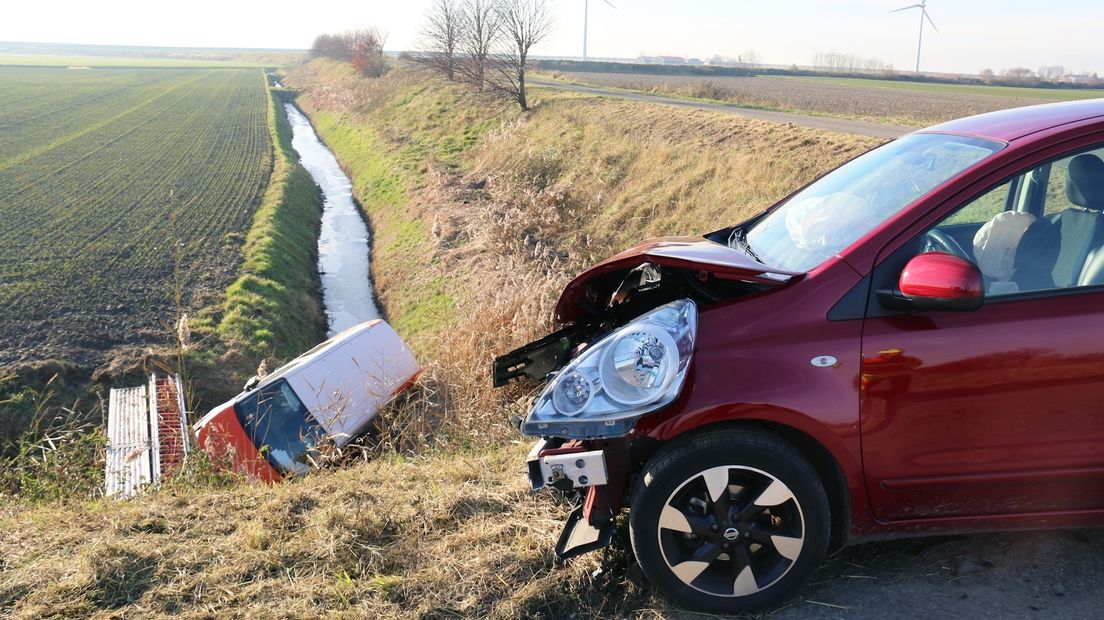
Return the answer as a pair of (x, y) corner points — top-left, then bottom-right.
(493, 236), (779, 388)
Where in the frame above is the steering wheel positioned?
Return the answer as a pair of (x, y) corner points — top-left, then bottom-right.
(923, 229), (971, 260)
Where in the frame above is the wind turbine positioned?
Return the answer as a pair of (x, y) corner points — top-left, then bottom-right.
(582, 0), (616, 61)
(891, 0), (939, 73)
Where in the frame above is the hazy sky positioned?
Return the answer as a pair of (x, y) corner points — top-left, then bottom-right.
(3, 0), (1102, 74)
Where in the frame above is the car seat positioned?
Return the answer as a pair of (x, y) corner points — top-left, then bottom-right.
(1051, 154), (1104, 287)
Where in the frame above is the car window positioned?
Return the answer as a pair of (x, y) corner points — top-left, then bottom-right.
(923, 145), (1104, 298)
(743, 133), (1003, 272)
(1043, 145), (1104, 216)
(941, 179), (1012, 226)
(234, 380), (323, 475)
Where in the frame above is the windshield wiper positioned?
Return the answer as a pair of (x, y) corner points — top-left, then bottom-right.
(729, 227), (763, 264)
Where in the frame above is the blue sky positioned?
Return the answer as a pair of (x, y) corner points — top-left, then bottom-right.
(3, 0), (1102, 75)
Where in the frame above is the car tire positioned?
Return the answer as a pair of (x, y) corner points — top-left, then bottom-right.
(629, 428), (830, 614)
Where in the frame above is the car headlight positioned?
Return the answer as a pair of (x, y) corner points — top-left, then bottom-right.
(521, 298), (697, 439)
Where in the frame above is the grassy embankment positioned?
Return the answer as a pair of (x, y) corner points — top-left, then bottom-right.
(185, 81), (329, 402)
(0, 60), (879, 617)
(537, 70), (1104, 127)
(211, 86), (326, 360)
(286, 59), (878, 446)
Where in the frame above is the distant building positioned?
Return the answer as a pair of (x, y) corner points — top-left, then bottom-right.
(1060, 73), (1098, 84)
(686, 58), (703, 66)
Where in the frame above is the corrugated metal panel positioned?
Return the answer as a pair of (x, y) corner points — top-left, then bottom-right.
(105, 385), (152, 498)
(174, 374), (191, 455)
(148, 374), (161, 484)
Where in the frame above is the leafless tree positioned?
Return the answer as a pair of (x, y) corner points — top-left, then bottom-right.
(351, 28), (387, 77)
(490, 0), (552, 110)
(310, 29), (387, 77)
(1038, 65), (1066, 82)
(811, 51), (892, 75)
(1002, 67), (1038, 85)
(419, 0), (462, 80)
(736, 49), (759, 69)
(458, 0), (500, 91)
(311, 32), (354, 60)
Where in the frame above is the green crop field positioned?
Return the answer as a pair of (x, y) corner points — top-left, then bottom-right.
(0, 67), (272, 367)
(774, 75), (1104, 101)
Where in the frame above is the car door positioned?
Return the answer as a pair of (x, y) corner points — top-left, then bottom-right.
(860, 146), (1104, 521)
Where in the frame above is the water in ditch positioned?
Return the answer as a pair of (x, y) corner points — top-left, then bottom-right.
(284, 103), (381, 335)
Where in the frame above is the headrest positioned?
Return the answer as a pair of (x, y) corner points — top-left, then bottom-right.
(1066, 154), (1104, 210)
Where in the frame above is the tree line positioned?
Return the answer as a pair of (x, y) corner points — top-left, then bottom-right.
(416, 0), (552, 110)
(310, 29), (387, 78)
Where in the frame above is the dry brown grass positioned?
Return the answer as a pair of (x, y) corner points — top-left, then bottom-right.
(0, 446), (668, 618)
(543, 71), (1087, 127)
(0, 62), (883, 617)
(284, 60), (878, 454)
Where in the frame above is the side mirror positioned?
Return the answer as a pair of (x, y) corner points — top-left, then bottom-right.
(243, 375), (261, 392)
(878, 252), (984, 312)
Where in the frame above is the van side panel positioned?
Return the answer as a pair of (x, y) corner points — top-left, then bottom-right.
(288, 322), (420, 446)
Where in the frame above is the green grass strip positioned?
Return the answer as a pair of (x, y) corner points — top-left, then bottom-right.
(216, 79), (326, 358)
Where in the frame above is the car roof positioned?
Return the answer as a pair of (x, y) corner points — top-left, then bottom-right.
(919, 98), (1104, 142)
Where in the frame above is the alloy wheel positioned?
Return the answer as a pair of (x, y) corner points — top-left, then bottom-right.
(656, 464), (805, 597)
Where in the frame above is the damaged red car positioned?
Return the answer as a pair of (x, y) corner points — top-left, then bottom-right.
(494, 99), (1104, 613)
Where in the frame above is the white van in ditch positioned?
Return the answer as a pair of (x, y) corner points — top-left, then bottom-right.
(194, 320), (419, 480)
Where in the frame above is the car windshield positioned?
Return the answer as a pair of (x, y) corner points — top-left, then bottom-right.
(234, 379), (323, 475)
(740, 133), (1004, 272)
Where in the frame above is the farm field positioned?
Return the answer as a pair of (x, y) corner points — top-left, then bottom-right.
(782, 74), (1104, 100)
(0, 41), (304, 68)
(0, 54), (293, 68)
(543, 70), (1104, 126)
(0, 67), (272, 368)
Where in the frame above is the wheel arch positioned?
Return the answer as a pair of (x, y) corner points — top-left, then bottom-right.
(634, 419), (852, 552)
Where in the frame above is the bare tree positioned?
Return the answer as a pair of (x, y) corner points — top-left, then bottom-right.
(310, 29), (387, 77)
(311, 33), (353, 60)
(1002, 67), (1038, 85)
(458, 0), (500, 91)
(1038, 65), (1066, 82)
(491, 0), (552, 110)
(351, 29), (387, 77)
(736, 49), (759, 69)
(419, 0), (462, 80)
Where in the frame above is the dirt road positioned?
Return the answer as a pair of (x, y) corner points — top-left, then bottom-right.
(530, 79), (913, 140)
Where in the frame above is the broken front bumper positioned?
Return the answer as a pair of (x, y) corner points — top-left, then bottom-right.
(526, 438), (609, 491)
(527, 438), (628, 560)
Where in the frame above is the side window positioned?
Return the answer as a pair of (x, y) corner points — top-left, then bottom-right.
(1043, 146), (1104, 216)
(919, 145), (1104, 298)
(941, 179), (1012, 226)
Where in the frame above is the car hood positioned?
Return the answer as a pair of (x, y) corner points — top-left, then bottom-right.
(554, 236), (804, 325)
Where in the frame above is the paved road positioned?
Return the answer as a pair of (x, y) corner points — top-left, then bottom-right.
(530, 79), (912, 140)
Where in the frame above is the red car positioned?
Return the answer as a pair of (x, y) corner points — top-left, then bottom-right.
(494, 99), (1104, 613)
